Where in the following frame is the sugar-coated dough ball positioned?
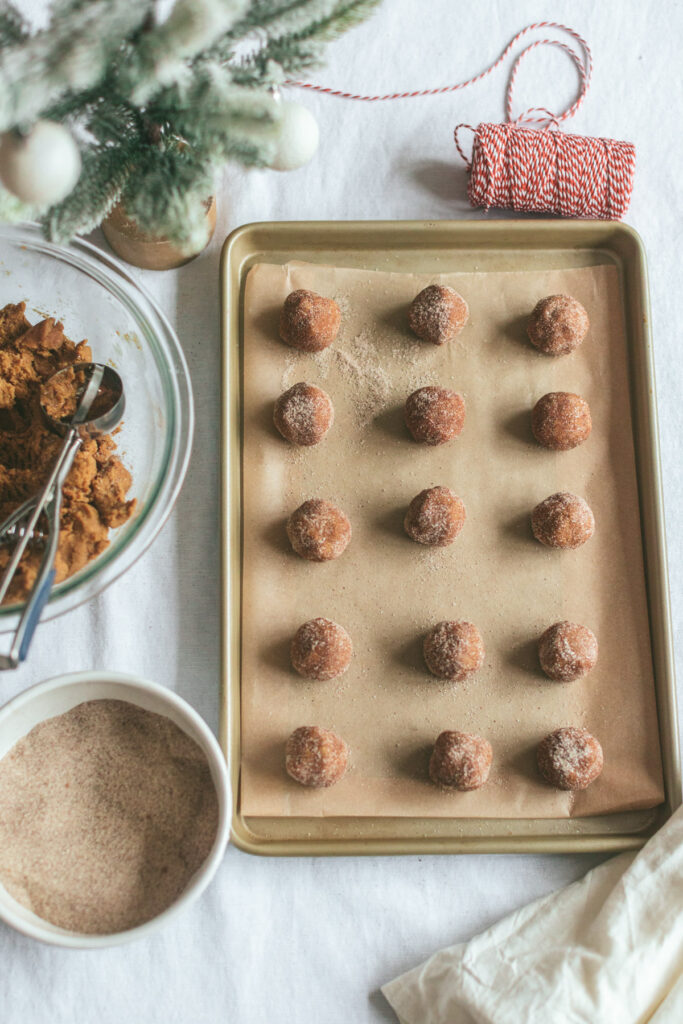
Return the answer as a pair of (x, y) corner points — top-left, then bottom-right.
(279, 289), (341, 352)
(408, 285), (469, 345)
(539, 621), (598, 681)
(531, 492), (594, 549)
(404, 486), (466, 546)
(286, 499), (351, 561)
(527, 294), (589, 355)
(532, 392), (592, 450)
(291, 618), (353, 680)
(274, 382), (334, 446)
(285, 725), (349, 787)
(423, 620), (485, 681)
(405, 386), (465, 445)
(537, 726), (603, 790)
(429, 730), (493, 790)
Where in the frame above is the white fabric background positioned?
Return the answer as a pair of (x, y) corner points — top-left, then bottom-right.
(3, 2), (682, 1022)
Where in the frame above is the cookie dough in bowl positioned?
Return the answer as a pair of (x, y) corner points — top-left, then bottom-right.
(0, 303), (136, 605)
(0, 224), (193, 629)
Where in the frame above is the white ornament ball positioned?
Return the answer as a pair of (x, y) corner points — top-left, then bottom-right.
(270, 101), (319, 171)
(0, 120), (82, 205)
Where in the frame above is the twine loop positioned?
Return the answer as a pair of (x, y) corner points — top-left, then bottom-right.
(287, 21), (635, 219)
(449, 23), (634, 219)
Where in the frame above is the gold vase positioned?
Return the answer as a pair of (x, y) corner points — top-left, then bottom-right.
(101, 197), (216, 271)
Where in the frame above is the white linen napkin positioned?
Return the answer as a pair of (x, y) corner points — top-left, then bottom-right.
(383, 805), (683, 1024)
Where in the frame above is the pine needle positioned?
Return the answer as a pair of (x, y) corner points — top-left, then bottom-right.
(0, 0), (380, 247)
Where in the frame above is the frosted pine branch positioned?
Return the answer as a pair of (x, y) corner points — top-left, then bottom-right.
(115, 0), (252, 105)
(0, 2), (28, 47)
(45, 145), (135, 243)
(121, 148), (216, 248)
(0, 0), (380, 249)
(0, 185), (40, 223)
(226, 0), (355, 43)
(232, 0), (380, 78)
(0, 2), (153, 132)
(148, 61), (279, 123)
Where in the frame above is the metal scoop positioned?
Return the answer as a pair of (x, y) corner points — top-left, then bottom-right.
(0, 363), (124, 669)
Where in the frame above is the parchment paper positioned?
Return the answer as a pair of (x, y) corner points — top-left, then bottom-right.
(239, 259), (664, 819)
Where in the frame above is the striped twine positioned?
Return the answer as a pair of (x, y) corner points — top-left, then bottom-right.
(287, 22), (636, 220)
(455, 122), (635, 219)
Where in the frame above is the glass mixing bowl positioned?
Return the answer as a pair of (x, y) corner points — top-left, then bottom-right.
(0, 224), (194, 630)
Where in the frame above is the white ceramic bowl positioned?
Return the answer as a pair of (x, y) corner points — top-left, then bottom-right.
(0, 672), (230, 948)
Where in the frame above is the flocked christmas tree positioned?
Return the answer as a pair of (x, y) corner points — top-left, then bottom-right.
(0, 0), (379, 252)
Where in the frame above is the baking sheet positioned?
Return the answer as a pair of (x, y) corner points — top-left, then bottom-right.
(239, 259), (664, 819)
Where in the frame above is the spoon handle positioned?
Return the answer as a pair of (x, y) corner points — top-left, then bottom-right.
(11, 486), (63, 667)
(0, 431), (83, 669)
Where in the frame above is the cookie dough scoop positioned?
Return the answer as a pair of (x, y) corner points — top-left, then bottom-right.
(0, 363), (124, 668)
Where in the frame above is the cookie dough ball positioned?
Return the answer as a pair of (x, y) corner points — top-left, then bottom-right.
(532, 392), (592, 451)
(286, 498), (351, 561)
(279, 289), (341, 352)
(537, 727), (603, 790)
(429, 730), (493, 790)
(285, 726), (349, 788)
(539, 621), (598, 682)
(423, 620), (485, 681)
(291, 618), (353, 680)
(531, 492), (594, 549)
(404, 486), (466, 547)
(274, 382), (334, 446)
(527, 294), (589, 355)
(408, 285), (469, 345)
(405, 386), (466, 445)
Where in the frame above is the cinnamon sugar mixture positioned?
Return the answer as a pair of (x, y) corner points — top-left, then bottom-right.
(0, 699), (219, 934)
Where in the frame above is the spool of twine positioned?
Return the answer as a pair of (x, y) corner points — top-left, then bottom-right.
(288, 21), (636, 220)
(454, 122), (635, 219)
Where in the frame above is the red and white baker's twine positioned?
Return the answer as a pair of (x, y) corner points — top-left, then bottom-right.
(286, 22), (635, 219)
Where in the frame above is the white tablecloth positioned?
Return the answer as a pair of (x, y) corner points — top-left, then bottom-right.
(3, 2), (682, 1021)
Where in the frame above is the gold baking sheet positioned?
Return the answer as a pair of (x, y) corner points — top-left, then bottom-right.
(239, 258), (663, 820)
(220, 220), (680, 855)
